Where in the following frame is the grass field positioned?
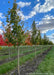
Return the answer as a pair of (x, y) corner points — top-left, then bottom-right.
(0, 45), (52, 75)
(0, 46), (47, 61)
(29, 46), (54, 75)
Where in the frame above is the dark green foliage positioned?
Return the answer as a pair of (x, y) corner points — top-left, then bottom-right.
(31, 21), (37, 44)
(41, 34), (53, 45)
(37, 30), (42, 44)
(31, 20), (53, 45)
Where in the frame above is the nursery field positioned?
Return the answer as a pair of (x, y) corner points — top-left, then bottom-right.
(29, 46), (54, 75)
(0, 45), (53, 75)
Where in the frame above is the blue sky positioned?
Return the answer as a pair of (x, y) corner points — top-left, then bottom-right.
(0, 0), (54, 43)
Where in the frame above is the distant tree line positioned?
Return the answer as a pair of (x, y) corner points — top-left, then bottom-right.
(31, 21), (53, 45)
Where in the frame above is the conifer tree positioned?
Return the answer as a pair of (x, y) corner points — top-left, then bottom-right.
(37, 30), (42, 45)
(31, 21), (37, 45)
(43, 34), (48, 45)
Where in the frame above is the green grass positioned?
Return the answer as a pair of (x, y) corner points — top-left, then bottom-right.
(0, 48), (35, 61)
(0, 46), (47, 61)
(0, 47), (49, 74)
(30, 46), (54, 75)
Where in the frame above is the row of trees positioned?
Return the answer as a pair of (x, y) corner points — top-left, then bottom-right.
(1, 20), (53, 46)
(2, 0), (53, 46)
(1, 0), (53, 75)
(31, 21), (53, 45)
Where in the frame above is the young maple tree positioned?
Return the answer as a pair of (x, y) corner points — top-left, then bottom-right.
(3, 0), (25, 75)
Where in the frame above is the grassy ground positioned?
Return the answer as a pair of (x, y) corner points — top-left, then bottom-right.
(0, 47), (49, 74)
(30, 46), (54, 75)
(0, 46), (48, 61)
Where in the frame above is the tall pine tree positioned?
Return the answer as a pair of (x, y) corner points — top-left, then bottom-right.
(31, 21), (37, 45)
(37, 30), (42, 45)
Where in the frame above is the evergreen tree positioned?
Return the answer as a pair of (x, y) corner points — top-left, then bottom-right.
(31, 21), (37, 44)
(37, 30), (42, 45)
(43, 34), (48, 45)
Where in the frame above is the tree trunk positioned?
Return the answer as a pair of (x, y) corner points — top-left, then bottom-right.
(17, 46), (20, 75)
(35, 45), (36, 58)
(9, 47), (11, 60)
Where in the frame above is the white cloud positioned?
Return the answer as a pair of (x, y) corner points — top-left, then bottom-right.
(17, 0), (54, 20)
(37, 0), (40, 2)
(47, 33), (54, 38)
(0, 13), (5, 19)
(25, 11), (36, 20)
(47, 33), (54, 43)
(41, 28), (54, 33)
(17, 11), (25, 20)
(50, 39), (54, 43)
(33, 0), (54, 13)
(23, 3), (39, 20)
(37, 15), (54, 33)
(34, 0), (54, 13)
(0, 21), (2, 26)
(0, 29), (3, 34)
(17, 3), (39, 20)
(17, 10), (36, 20)
(43, 15), (54, 20)
(49, 38), (54, 43)
(17, 1), (31, 8)
(39, 0), (54, 13)
(52, 33), (54, 37)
